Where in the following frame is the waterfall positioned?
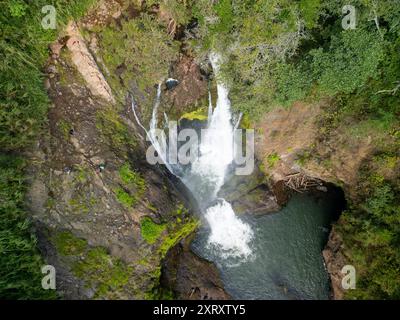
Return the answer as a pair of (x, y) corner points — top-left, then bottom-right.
(204, 199), (253, 259)
(186, 53), (253, 260)
(149, 83), (162, 133)
(185, 53), (235, 198)
(207, 91), (213, 125)
(132, 53), (253, 262)
(132, 83), (175, 174)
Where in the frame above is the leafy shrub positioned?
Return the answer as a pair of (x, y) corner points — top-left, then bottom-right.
(274, 62), (313, 107)
(310, 29), (385, 95)
(99, 12), (179, 92)
(0, 154), (56, 299)
(339, 181), (400, 299)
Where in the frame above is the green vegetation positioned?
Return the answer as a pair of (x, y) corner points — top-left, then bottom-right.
(72, 247), (131, 298)
(180, 107), (208, 121)
(240, 114), (251, 129)
(310, 29), (385, 96)
(340, 148), (399, 299)
(96, 108), (136, 152)
(74, 165), (90, 184)
(54, 231), (87, 256)
(0, 0), (95, 299)
(192, 0), (400, 129)
(0, 0), (95, 151)
(98, 11), (180, 97)
(58, 120), (73, 140)
(191, 0), (400, 299)
(158, 219), (198, 258)
(1, 0), (399, 300)
(114, 187), (136, 208)
(0, 155), (56, 299)
(266, 152), (280, 169)
(118, 163), (145, 192)
(141, 203), (198, 299)
(114, 163), (146, 208)
(140, 217), (166, 245)
(147, 0), (191, 26)
(140, 204), (198, 256)
(54, 230), (131, 298)
(339, 178), (400, 299)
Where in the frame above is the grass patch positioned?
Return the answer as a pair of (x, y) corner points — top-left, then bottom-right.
(119, 163), (145, 192)
(0, 155), (56, 299)
(0, 0), (95, 299)
(114, 187), (136, 208)
(54, 231), (87, 256)
(115, 163), (146, 208)
(140, 217), (166, 245)
(266, 152), (280, 168)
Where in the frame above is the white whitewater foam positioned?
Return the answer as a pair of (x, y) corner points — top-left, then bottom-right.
(205, 200), (253, 260)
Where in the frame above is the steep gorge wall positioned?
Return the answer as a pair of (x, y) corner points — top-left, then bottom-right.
(26, 0), (227, 299)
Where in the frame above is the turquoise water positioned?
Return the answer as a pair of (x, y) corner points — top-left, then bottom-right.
(191, 192), (340, 300)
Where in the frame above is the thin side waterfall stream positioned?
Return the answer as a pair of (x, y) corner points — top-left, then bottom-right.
(133, 53), (341, 299)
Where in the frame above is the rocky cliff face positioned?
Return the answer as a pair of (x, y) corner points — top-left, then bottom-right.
(161, 235), (231, 300)
(26, 1), (228, 299)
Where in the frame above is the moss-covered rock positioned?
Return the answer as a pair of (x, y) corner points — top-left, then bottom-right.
(179, 107), (208, 122)
(140, 217), (167, 245)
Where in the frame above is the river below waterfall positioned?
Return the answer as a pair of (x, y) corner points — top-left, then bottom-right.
(191, 192), (340, 300)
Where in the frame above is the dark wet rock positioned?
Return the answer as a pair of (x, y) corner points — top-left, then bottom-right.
(219, 164), (281, 216)
(271, 179), (290, 206)
(323, 226), (347, 300)
(166, 78), (179, 90)
(271, 272), (307, 300)
(162, 55), (208, 117)
(161, 235), (231, 300)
